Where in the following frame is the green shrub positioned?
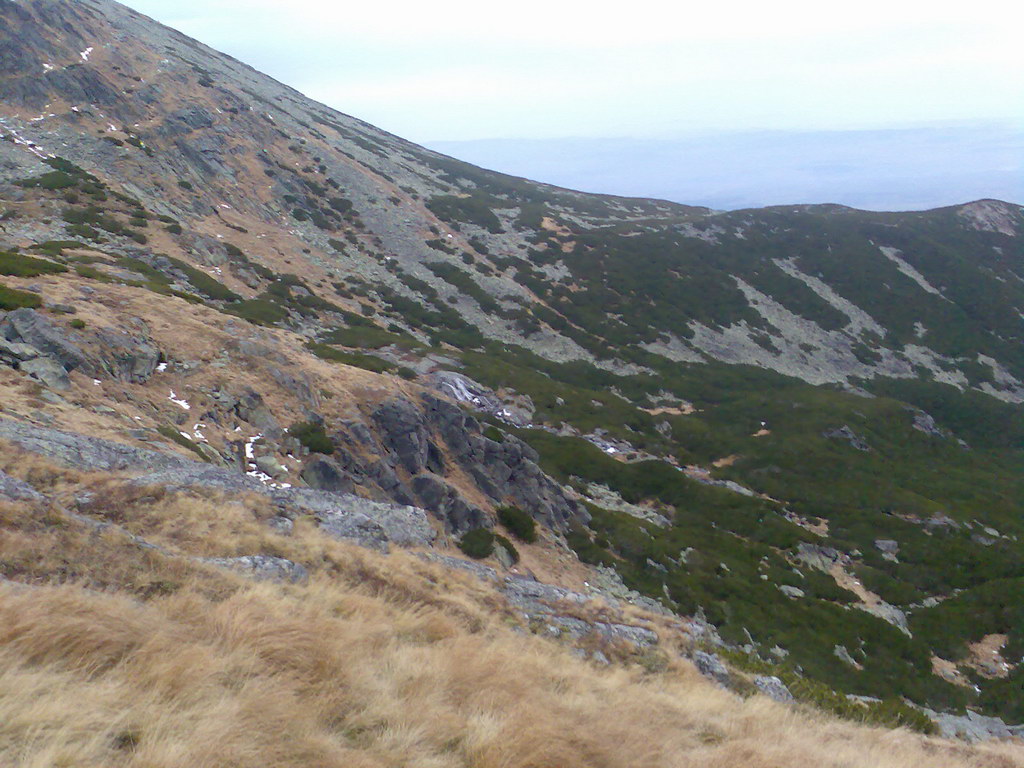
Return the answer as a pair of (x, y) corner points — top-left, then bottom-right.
(306, 343), (395, 374)
(0, 283), (42, 310)
(69, 318), (86, 329)
(225, 299), (288, 325)
(164, 257), (239, 302)
(32, 240), (87, 257)
(67, 223), (100, 240)
(0, 251), (68, 277)
(321, 325), (421, 350)
(16, 170), (77, 190)
(74, 264), (107, 280)
(289, 421), (334, 455)
(426, 193), (505, 234)
(177, 180), (193, 191)
(497, 505), (538, 543)
(157, 425), (209, 461)
(459, 528), (495, 559)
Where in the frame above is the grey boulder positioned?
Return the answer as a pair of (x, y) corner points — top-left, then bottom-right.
(0, 470), (44, 502)
(204, 555), (308, 584)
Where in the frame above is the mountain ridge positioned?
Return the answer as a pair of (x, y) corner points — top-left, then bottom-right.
(1, 0), (1024, 753)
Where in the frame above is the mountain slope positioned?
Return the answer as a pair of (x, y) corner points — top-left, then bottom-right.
(1, 0), (1023, 744)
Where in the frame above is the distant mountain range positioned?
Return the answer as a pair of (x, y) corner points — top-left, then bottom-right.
(428, 124), (1024, 211)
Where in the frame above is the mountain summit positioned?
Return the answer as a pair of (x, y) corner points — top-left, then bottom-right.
(1, 0), (1023, 760)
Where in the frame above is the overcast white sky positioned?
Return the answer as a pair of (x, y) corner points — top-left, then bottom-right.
(124, 0), (1022, 143)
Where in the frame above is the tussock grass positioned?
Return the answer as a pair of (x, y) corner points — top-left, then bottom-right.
(0, 456), (1022, 766)
(2, 572), (1021, 768)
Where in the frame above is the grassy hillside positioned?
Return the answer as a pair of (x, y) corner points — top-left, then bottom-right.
(1, 461), (1022, 768)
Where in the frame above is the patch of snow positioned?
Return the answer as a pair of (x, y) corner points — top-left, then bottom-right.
(168, 390), (191, 410)
(156, 362), (168, 372)
(80, 47), (94, 62)
(92, 379), (102, 386)
(244, 433), (262, 460)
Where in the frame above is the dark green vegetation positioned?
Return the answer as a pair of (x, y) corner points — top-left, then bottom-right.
(0, 282), (42, 310)
(497, 505), (538, 543)
(156, 425), (210, 461)
(458, 345), (1024, 722)
(459, 528), (496, 559)
(0, 250), (67, 277)
(289, 421), (334, 455)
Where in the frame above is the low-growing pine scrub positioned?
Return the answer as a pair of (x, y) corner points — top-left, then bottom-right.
(497, 505), (537, 543)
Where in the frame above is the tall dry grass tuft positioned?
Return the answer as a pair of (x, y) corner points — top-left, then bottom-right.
(0, 461), (1022, 767)
(0, 571), (1021, 767)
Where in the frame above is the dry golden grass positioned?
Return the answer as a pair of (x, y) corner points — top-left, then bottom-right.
(2, 481), (1024, 767)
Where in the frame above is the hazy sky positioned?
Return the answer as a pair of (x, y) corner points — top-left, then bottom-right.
(124, 0), (1022, 143)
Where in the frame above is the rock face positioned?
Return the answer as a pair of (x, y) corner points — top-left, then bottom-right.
(0, 416), (191, 472)
(0, 417), (434, 552)
(0, 470), (44, 502)
(361, 394), (584, 533)
(0, 310), (163, 388)
(93, 328), (161, 383)
(754, 675), (794, 702)
(300, 454), (355, 495)
(692, 651), (731, 686)
(0, 309), (89, 389)
(410, 473), (486, 533)
(204, 555), (308, 584)
(925, 708), (1017, 743)
(822, 425), (871, 451)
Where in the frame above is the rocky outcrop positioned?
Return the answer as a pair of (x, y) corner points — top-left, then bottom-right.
(0, 416), (191, 472)
(411, 473), (486, 533)
(365, 394), (584, 533)
(795, 543), (843, 572)
(93, 328), (161, 383)
(423, 395), (583, 529)
(754, 675), (794, 702)
(373, 399), (433, 474)
(0, 470), (44, 502)
(300, 454), (355, 495)
(0, 310), (163, 388)
(692, 651), (731, 686)
(924, 708), (1021, 743)
(204, 555), (308, 584)
(0, 308), (90, 389)
(0, 417), (434, 552)
(822, 425), (871, 451)
(428, 370), (533, 426)
(425, 556), (659, 650)
(875, 539), (899, 562)
(131, 465), (436, 551)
